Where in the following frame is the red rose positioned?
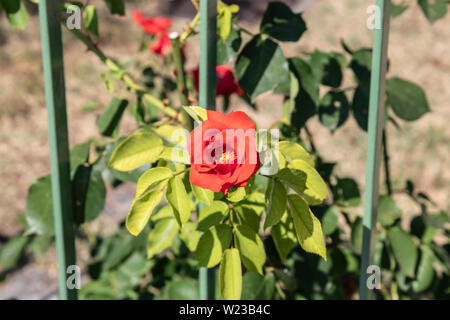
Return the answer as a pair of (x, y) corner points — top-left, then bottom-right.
(150, 33), (172, 57)
(192, 65), (243, 96)
(188, 110), (260, 194)
(133, 11), (171, 35)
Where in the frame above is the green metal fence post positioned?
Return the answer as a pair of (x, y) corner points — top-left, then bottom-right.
(39, 0), (77, 300)
(199, 0), (217, 300)
(359, 0), (391, 300)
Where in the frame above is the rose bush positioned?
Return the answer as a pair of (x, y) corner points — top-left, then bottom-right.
(1, 0), (448, 300)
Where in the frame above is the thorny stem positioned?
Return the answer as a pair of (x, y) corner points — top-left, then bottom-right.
(303, 124), (317, 154)
(180, 12), (200, 43)
(382, 128), (393, 195)
(66, 27), (184, 123)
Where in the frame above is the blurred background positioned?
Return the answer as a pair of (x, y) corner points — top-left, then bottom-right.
(0, 0), (448, 299)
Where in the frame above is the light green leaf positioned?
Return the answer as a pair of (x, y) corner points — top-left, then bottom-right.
(279, 141), (315, 167)
(179, 221), (200, 252)
(226, 186), (247, 203)
(386, 77), (430, 121)
(126, 190), (163, 236)
(198, 201), (229, 232)
(166, 176), (191, 227)
(147, 217), (179, 258)
(288, 159), (328, 205)
(182, 106), (207, 122)
(387, 226), (418, 277)
(264, 180), (287, 229)
(271, 214), (297, 260)
(83, 5), (99, 36)
(159, 147), (190, 164)
(287, 194), (327, 260)
(108, 131), (164, 171)
(151, 205), (173, 222)
(135, 167), (173, 197)
(0, 0), (28, 29)
(195, 224), (232, 268)
(234, 224), (266, 275)
(192, 184), (214, 206)
(219, 248), (242, 300)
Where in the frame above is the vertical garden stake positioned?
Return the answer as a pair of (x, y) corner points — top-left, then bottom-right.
(199, 0), (217, 300)
(39, 0), (77, 300)
(359, 0), (391, 300)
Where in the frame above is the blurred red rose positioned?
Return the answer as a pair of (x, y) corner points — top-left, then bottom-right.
(133, 11), (171, 35)
(150, 33), (172, 57)
(192, 65), (244, 96)
(188, 110), (260, 194)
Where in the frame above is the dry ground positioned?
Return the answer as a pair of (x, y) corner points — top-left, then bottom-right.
(0, 0), (448, 298)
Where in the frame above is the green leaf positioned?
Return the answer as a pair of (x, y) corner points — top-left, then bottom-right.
(126, 190), (164, 236)
(217, 28), (242, 65)
(241, 272), (275, 300)
(191, 184), (214, 206)
(351, 217), (363, 255)
(104, 0), (125, 16)
(97, 98), (128, 137)
(108, 131), (164, 171)
(70, 142), (90, 174)
(0, 236), (28, 270)
(321, 206), (339, 236)
(350, 48), (372, 83)
(234, 206), (261, 234)
(167, 278), (199, 300)
(234, 224), (266, 275)
(386, 77), (430, 121)
(377, 195), (402, 227)
(147, 217), (179, 258)
(287, 194), (327, 260)
(182, 105), (207, 122)
(151, 205), (173, 222)
(271, 214), (297, 260)
(309, 50), (343, 88)
(278, 140), (315, 167)
(135, 167), (173, 198)
(318, 91), (349, 132)
(352, 81), (370, 131)
(195, 224), (232, 268)
(391, 3), (409, 18)
(277, 168), (307, 196)
(288, 159), (328, 205)
(83, 5), (99, 36)
(166, 176), (191, 227)
(219, 248), (242, 300)
(197, 201), (229, 232)
(72, 166), (106, 225)
(26, 175), (54, 236)
(226, 186), (247, 203)
(179, 221), (200, 252)
(0, 0), (28, 29)
(418, 0), (447, 23)
(412, 245), (435, 292)
(264, 180), (287, 228)
(387, 226), (418, 277)
(333, 178), (361, 207)
(260, 1), (307, 42)
(235, 35), (289, 101)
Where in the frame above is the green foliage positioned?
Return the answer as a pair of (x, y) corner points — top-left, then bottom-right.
(0, 0), (28, 29)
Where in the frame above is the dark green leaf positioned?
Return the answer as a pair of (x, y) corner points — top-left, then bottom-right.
(167, 278), (199, 300)
(351, 217), (363, 255)
(264, 180), (287, 228)
(26, 175), (54, 236)
(309, 50), (343, 88)
(98, 98), (128, 137)
(83, 5), (99, 36)
(241, 272), (276, 300)
(104, 0), (125, 16)
(418, 0), (447, 23)
(391, 4), (409, 18)
(318, 91), (349, 132)
(352, 81), (370, 131)
(412, 245), (435, 292)
(387, 226), (418, 277)
(235, 35), (289, 101)
(0, 236), (28, 270)
(321, 206), (339, 236)
(217, 28), (242, 65)
(386, 77), (430, 121)
(377, 195), (402, 227)
(333, 178), (361, 207)
(260, 1), (307, 42)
